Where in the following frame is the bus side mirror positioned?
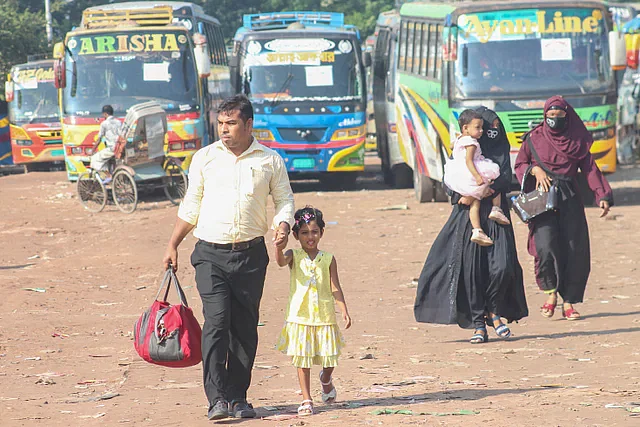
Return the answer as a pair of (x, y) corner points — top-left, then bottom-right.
(193, 33), (211, 78)
(5, 80), (14, 102)
(362, 51), (372, 68)
(610, 31), (627, 70)
(54, 59), (66, 89)
(228, 54), (240, 93)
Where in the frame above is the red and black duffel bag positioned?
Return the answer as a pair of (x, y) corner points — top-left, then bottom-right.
(134, 268), (202, 367)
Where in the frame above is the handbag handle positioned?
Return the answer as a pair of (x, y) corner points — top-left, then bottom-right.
(154, 268), (190, 307)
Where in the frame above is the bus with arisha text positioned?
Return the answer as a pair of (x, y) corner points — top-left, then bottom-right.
(386, 0), (626, 202)
(231, 12), (369, 188)
(53, 1), (231, 180)
(5, 59), (64, 171)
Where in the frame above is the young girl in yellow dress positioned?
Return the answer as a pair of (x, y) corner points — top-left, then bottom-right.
(275, 206), (352, 416)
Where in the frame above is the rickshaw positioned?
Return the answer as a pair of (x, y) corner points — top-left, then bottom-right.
(76, 102), (187, 214)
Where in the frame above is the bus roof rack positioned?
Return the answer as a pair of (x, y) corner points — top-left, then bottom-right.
(242, 11), (345, 31)
(82, 5), (174, 29)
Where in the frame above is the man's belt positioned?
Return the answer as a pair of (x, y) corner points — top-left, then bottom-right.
(207, 236), (264, 252)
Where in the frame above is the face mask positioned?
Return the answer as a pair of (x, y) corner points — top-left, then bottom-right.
(486, 128), (499, 139)
(546, 116), (566, 130)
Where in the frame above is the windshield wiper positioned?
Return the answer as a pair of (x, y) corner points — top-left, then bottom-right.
(562, 71), (586, 95)
(64, 45), (78, 98)
(270, 72), (294, 108)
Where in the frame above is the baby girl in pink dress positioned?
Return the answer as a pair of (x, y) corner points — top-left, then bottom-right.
(444, 109), (511, 246)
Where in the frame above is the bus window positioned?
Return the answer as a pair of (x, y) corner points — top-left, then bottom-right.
(421, 23), (429, 77)
(428, 24), (437, 78)
(435, 25), (443, 80)
(415, 23), (424, 75)
(399, 21), (407, 70)
(407, 22), (415, 73)
(215, 27), (227, 65)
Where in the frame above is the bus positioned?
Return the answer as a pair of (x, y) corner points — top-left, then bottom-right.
(387, 1), (626, 202)
(230, 12), (369, 189)
(0, 101), (11, 168)
(371, 10), (409, 187)
(53, 1), (231, 180)
(5, 59), (64, 171)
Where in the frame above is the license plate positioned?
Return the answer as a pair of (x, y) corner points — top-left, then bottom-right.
(292, 158), (315, 169)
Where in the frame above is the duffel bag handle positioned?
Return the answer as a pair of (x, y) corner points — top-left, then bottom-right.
(154, 267), (189, 307)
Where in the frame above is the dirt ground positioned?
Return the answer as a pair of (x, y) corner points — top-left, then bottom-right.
(1, 155), (640, 427)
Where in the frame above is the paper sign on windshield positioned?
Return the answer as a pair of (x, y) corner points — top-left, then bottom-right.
(305, 65), (333, 87)
(540, 38), (573, 61)
(143, 62), (170, 82)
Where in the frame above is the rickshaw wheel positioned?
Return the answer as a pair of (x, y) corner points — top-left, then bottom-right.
(112, 169), (138, 214)
(163, 160), (187, 205)
(77, 171), (107, 213)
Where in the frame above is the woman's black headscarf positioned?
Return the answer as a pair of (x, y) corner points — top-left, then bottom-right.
(475, 106), (512, 194)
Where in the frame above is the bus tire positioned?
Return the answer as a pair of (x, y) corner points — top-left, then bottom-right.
(392, 163), (413, 188)
(413, 159), (434, 203)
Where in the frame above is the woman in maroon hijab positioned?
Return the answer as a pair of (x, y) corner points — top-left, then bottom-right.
(515, 96), (613, 320)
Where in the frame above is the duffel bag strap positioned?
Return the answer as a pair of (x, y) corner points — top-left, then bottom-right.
(154, 268), (190, 307)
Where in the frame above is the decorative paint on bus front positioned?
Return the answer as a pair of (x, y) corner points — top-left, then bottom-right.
(10, 123), (63, 164)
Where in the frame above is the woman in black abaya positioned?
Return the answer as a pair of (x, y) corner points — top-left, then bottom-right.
(414, 107), (528, 343)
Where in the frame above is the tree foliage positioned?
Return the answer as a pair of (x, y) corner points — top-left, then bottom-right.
(0, 0), (394, 99)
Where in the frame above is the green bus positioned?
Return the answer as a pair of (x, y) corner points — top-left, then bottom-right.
(391, 0), (626, 202)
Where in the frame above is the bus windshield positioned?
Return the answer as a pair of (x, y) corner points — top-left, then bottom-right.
(63, 30), (199, 116)
(10, 66), (59, 124)
(240, 36), (363, 103)
(454, 8), (615, 99)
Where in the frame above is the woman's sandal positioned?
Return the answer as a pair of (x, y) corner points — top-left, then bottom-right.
(298, 399), (314, 416)
(540, 302), (556, 318)
(488, 315), (511, 339)
(562, 307), (581, 321)
(319, 370), (337, 403)
(469, 327), (488, 344)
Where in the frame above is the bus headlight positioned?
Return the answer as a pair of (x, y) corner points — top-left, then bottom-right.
(13, 139), (33, 146)
(331, 125), (365, 141)
(169, 142), (183, 151)
(183, 139), (201, 150)
(71, 147), (83, 155)
(591, 127), (615, 141)
(253, 129), (275, 142)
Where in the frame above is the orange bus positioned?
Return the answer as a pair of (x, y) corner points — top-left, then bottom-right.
(5, 59), (64, 171)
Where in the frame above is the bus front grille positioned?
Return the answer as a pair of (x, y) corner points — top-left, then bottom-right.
(504, 111), (544, 134)
(277, 127), (327, 142)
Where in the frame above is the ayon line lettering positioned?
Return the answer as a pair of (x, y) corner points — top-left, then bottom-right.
(464, 10), (603, 43)
(78, 33), (180, 55)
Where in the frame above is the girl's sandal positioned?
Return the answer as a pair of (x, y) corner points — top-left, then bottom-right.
(488, 315), (511, 339)
(319, 370), (337, 403)
(540, 302), (556, 318)
(562, 307), (581, 321)
(469, 327), (488, 344)
(298, 400), (314, 416)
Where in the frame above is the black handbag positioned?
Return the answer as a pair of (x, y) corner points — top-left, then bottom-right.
(511, 136), (558, 223)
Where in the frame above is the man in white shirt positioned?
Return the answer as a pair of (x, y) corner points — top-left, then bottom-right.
(90, 105), (121, 177)
(163, 94), (294, 420)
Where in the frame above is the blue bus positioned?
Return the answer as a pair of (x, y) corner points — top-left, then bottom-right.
(231, 12), (370, 188)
